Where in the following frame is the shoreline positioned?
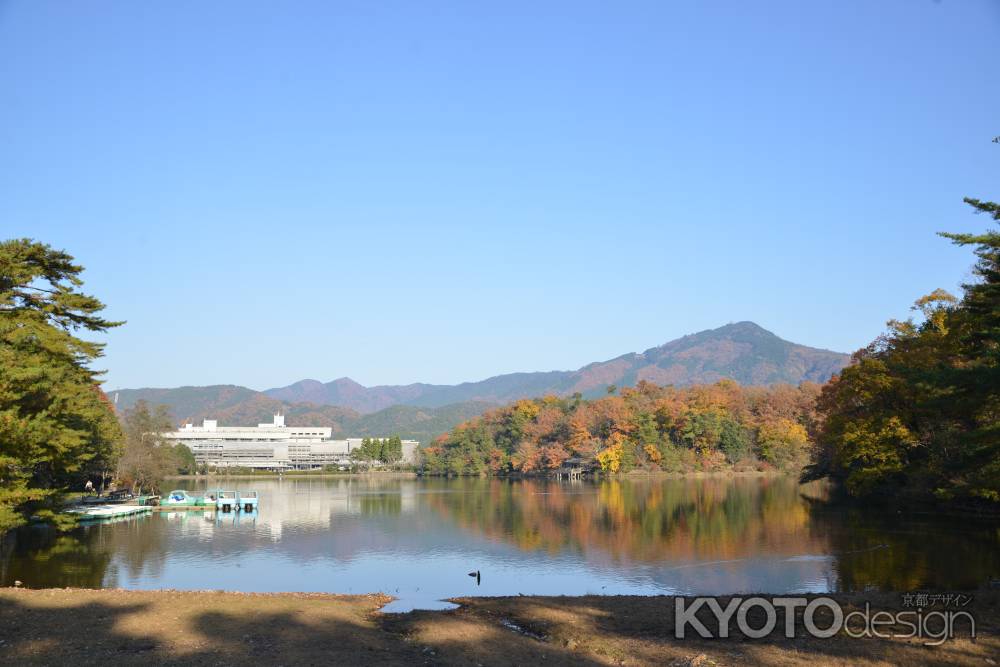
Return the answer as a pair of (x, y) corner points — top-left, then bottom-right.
(0, 587), (994, 665)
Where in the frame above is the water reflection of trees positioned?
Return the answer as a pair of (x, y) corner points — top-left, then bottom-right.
(0, 529), (111, 588)
(425, 477), (827, 563)
(806, 502), (1000, 591)
(0, 515), (169, 589)
(426, 477), (1000, 591)
(357, 493), (402, 515)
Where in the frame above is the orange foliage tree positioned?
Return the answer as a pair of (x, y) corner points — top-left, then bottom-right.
(421, 380), (819, 476)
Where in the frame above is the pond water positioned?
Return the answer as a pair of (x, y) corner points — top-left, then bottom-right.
(2, 476), (998, 611)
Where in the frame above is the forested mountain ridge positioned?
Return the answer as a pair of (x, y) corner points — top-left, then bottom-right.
(261, 322), (848, 411)
(110, 323), (846, 443)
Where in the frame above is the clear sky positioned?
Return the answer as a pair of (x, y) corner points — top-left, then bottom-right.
(2, 0), (998, 390)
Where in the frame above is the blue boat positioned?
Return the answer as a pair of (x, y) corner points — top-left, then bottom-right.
(163, 490), (206, 507)
(237, 490), (259, 512)
(216, 490), (238, 512)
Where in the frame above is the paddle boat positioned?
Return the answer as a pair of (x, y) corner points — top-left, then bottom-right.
(163, 490), (205, 506)
(216, 490), (238, 512)
(237, 490), (259, 512)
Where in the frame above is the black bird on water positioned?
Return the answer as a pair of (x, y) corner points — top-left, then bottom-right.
(467, 570), (481, 585)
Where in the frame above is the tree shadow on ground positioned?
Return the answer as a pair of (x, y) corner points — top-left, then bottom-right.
(0, 589), (606, 666)
(1, 590), (996, 666)
(0, 590), (425, 666)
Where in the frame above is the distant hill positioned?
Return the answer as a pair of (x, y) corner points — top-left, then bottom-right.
(112, 386), (358, 433)
(263, 377), (437, 414)
(262, 322), (849, 411)
(348, 401), (499, 444)
(111, 322), (849, 442)
(111, 385), (494, 445)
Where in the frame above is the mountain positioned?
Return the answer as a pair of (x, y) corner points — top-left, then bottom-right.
(112, 385), (263, 421)
(263, 377), (438, 414)
(262, 322), (849, 411)
(112, 386), (359, 432)
(348, 401), (499, 444)
(110, 322), (850, 441)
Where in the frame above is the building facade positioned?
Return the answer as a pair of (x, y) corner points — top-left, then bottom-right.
(162, 414), (418, 469)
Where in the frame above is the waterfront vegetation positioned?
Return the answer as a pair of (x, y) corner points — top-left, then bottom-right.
(116, 400), (196, 493)
(804, 197), (1000, 507)
(0, 240), (192, 532)
(0, 240), (123, 532)
(421, 381), (820, 476)
(351, 435), (404, 466)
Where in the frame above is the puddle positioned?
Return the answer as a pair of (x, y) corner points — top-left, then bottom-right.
(380, 598), (460, 613)
(499, 617), (545, 640)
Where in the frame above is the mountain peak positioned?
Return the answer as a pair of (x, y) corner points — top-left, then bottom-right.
(718, 320), (769, 332)
(328, 377), (364, 388)
(694, 321), (777, 338)
(287, 378), (324, 387)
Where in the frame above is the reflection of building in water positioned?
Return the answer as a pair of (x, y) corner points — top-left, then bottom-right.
(162, 414), (418, 469)
(226, 480), (419, 541)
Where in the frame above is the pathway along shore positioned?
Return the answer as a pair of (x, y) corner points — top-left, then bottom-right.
(0, 588), (995, 665)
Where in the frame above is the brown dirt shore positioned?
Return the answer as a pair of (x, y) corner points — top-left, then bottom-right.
(0, 588), (996, 666)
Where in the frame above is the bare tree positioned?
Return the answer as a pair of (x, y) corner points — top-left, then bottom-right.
(116, 400), (179, 494)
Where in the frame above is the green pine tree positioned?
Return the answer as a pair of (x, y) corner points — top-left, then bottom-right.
(0, 239), (124, 531)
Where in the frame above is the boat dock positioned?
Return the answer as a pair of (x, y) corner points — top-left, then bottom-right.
(64, 489), (261, 521)
(150, 505), (217, 512)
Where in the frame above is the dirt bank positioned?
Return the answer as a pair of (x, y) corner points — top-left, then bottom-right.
(0, 588), (996, 666)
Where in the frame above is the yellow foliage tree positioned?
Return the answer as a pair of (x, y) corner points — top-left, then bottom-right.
(758, 418), (810, 471)
(596, 443), (624, 473)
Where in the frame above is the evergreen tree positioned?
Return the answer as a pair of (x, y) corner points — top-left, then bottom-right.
(936, 198), (1000, 499)
(352, 437), (372, 463)
(0, 239), (123, 531)
(381, 435), (403, 464)
(369, 437), (385, 462)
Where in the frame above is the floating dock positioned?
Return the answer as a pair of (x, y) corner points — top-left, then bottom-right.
(151, 505), (217, 512)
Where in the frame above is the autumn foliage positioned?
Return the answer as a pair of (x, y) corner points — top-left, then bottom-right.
(806, 197), (1000, 505)
(421, 380), (820, 475)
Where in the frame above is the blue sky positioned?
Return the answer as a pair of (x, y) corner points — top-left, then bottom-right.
(2, 0), (998, 390)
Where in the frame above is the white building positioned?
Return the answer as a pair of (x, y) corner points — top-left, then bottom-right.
(162, 414), (418, 469)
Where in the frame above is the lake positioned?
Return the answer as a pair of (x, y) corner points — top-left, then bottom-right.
(2, 476), (998, 611)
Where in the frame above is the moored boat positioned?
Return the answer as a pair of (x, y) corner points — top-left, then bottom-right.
(163, 490), (205, 506)
(237, 490), (259, 512)
(216, 490), (238, 511)
(65, 504), (153, 521)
